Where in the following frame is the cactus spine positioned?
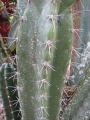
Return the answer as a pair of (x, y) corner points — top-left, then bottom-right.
(61, 0), (90, 119)
(0, 64), (13, 120)
(17, 1), (74, 120)
(0, 62), (21, 120)
(1, 0), (90, 120)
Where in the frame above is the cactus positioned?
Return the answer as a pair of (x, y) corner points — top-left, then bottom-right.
(0, 62), (21, 120)
(0, 63), (13, 120)
(69, 0), (90, 85)
(60, 0), (90, 119)
(16, 0), (74, 120)
(1, 0), (90, 120)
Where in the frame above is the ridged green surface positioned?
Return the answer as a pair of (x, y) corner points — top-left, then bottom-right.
(17, 1), (73, 120)
(61, 0), (90, 119)
(4, 62), (21, 120)
(0, 62), (21, 120)
(17, 2), (40, 120)
(0, 64), (13, 120)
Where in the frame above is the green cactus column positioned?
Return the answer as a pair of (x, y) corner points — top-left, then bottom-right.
(61, 0), (90, 119)
(0, 62), (21, 120)
(0, 63), (13, 120)
(17, 1), (73, 120)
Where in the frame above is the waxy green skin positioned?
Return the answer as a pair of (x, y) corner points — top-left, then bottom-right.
(62, 0), (90, 119)
(17, 1), (73, 120)
(0, 64), (13, 120)
(59, 0), (76, 13)
(0, 63), (21, 120)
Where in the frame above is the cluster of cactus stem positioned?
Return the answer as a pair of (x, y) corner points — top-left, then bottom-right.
(0, 0), (90, 120)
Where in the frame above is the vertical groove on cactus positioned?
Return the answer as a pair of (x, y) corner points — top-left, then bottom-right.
(17, 2), (40, 120)
(17, 1), (73, 120)
(4, 62), (21, 120)
(0, 62), (21, 120)
(0, 64), (13, 120)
